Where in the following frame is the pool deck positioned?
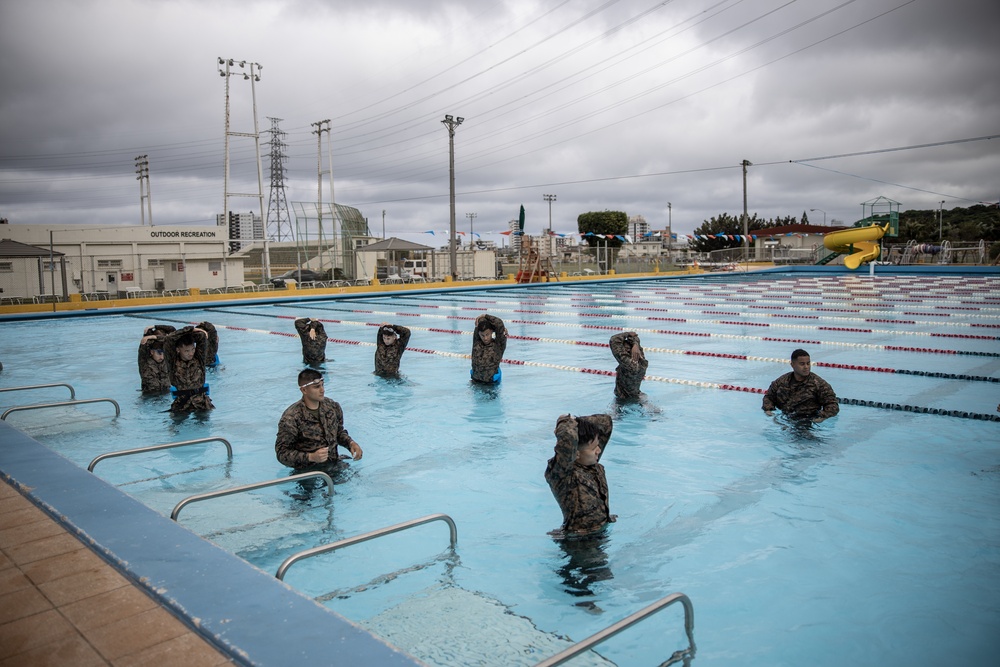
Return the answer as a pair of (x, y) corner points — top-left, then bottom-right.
(1, 477), (234, 666)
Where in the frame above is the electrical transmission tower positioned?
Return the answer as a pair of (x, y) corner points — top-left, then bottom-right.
(265, 117), (292, 241)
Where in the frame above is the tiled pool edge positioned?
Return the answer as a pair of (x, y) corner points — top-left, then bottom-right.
(0, 420), (422, 667)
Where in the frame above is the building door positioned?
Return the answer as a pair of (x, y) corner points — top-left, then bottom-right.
(106, 272), (117, 294)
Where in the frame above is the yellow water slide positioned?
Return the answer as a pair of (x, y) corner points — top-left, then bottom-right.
(823, 223), (889, 270)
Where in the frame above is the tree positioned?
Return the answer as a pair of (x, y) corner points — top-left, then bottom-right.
(577, 210), (628, 248)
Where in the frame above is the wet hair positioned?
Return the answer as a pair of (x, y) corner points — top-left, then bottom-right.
(177, 333), (196, 348)
(298, 368), (322, 386)
(148, 339), (164, 351)
(477, 319), (492, 333)
(576, 417), (600, 445)
(380, 326), (396, 337)
(791, 348), (810, 361)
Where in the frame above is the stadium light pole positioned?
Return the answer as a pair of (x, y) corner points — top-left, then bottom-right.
(939, 200), (945, 240)
(741, 160), (752, 262)
(466, 212), (477, 248)
(442, 114), (464, 280)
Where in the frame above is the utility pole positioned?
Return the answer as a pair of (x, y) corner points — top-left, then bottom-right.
(441, 114), (464, 280)
(466, 212), (477, 248)
(312, 119), (332, 275)
(939, 200), (945, 240)
(382, 210), (386, 239)
(134, 155), (152, 226)
(741, 160), (752, 262)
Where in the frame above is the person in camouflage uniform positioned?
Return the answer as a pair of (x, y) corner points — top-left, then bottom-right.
(196, 321), (220, 368)
(471, 314), (507, 383)
(762, 348), (840, 423)
(374, 323), (411, 377)
(545, 413), (616, 537)
(137, 324), (175, 394)
(294, 317), (328, 366)
(609, 331), (648, 399)
(163, 325), (215, 412)
(275, 369), (363, 470)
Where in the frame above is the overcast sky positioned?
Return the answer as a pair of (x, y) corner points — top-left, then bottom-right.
(1, 0), (998, 245)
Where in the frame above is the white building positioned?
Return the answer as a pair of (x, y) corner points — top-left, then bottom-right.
(0, 223), (240, 298)
(216, 211), (264, 251)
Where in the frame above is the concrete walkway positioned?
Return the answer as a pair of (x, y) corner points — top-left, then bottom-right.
(0, 478), (234, 667)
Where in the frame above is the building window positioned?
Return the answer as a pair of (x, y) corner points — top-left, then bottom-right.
(208, 261), (222, 272)
(97, 259), (123, 269)
(147, 258), (163, 267)
(42, 261), (60, 271)
(0, 262), (12, 273)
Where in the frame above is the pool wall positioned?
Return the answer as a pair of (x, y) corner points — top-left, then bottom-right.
(0, 420), (421, 667)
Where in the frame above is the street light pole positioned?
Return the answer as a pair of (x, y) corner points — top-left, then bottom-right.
(939, 200), (945, 240)
(741, 160), (752, 262)
(543, 194), (556, 258)
(810, 208), (827, 226)
(382, 209), (386, 240)
(466, 212), (477, 247)
(441, 114), (464, 281)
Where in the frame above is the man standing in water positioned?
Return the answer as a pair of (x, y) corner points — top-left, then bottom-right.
(609, 331), (648, 399)
(374, 323), (411, 377)
(163, 325), (214, 412)
(137, 324), (175, 394)
(471, 313), (507, 384)
(294, 317), (328, 366)
(545, 413), (615, 537)
(275, 369), (363, 470)
(762, 348), (839, 423)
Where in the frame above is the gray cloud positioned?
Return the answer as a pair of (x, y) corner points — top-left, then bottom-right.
(1, 0), (997, 239)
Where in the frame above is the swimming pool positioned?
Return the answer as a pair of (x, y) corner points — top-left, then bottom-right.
(1, 268), (998, 666)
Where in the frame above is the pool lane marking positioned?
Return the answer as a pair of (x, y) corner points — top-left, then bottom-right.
(197, 320), (1000, 422)
(198, 314), (1000, 383)
(266, 304), (1000, 357)
(401, 292), (1000, 320)
(390, 294), (1000, 329)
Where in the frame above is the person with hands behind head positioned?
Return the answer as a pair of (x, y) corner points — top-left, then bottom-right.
(294, 317), (328, 366)
(275, 369), (363, 471)
(545, 413), (615, 537)
(471, 313), (507, 384)
(762, 348), (839, 423)
(137, 324), (175, 394)
(374, 323), (411, 377)
(163, 325), (214, 412)
(609, 331), (648, 399)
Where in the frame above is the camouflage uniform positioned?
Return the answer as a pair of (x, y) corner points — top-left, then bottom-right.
(545, 414), (615, 537)
(163, 326), (214, 412)
(197, 321), (220, 367)
(294, 318), (328, 366)
(137, 324), (175, 394)
(275, 397), (355, 469)
(762, 372), (839, 420)
(609, 332), (649, 399)
(471, 314), (507, 383)
(374, 324), (411, 376)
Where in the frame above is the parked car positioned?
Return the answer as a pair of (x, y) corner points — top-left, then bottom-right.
(270, 269), (328, 288)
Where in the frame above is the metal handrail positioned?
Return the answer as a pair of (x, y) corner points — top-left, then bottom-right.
(276, 513), (457, 581)
(88, 437), (233, 473)
(1, 398), (121, 421)
(170, 471), (335, 521)
(532, 592), (696, 667)
(0, 383), (76, 400)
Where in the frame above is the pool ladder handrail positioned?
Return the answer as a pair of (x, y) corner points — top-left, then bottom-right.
(276, 513), (457, 581)
(0, 383), (76, 400)
(170, 471), (334, 522)
(1, 398), (121, 421)
(88, 437), (234, 473)
(532, 592), (696, 667)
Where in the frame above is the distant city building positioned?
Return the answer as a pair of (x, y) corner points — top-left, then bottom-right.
(217, 211), (264, 252)
(628, 214), (650, 240)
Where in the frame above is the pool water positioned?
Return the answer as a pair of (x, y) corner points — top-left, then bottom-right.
(1, 272), (998, 666)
